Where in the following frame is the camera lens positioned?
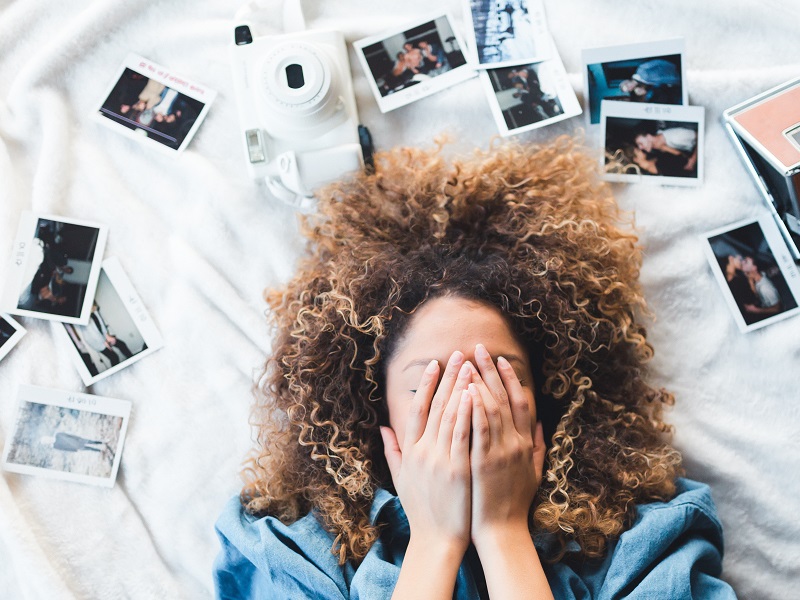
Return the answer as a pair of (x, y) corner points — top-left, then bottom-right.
(285, 64), (305, 89)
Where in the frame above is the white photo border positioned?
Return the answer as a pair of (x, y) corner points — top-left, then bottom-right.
(703, 215), (800, 333)
(91, 53), (217, 154)
(353, 12), (476, 114)
(2, 212), (109, 325)
(0, 313), (26, 363)
(481, 55), (582, 136)
(600, 101), (704, 187)
(462, 0), (553, 69)
(2, 384), (132, 488)
(53, 257), (164, 387)
(582, 38), (687, 126)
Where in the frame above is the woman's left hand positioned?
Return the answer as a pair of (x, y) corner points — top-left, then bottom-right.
(468, 343), (546, 543)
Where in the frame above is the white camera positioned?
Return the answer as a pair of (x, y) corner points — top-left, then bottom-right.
(230, 23), (373, 210)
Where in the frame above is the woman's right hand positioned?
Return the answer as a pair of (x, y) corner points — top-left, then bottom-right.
(380, 350), (474, 555)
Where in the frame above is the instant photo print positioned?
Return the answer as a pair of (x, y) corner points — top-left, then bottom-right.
(481, 55), (581, 136)
(582, 38), (687, 126)
(463, 0), (553, 69)
(54, 257), (164, 386)
(2, 212), (108, 325)
(93, 53), (216, 153)
(354, 13), (474, 113)
(703, 215), (800, 333)
(723, 76), (800, 261)
(0, 314), (26, 363)
(2, 385), (131, 488)
(601, 101), (704, 187)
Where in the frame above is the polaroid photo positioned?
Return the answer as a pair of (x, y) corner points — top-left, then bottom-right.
(354, 13), (475, 113)
(92, 53), (217, 152)
(0, 314), (26, 363)
(2, 384), (131, 488)
(481, 55), (582, 136)
(601, 101), (704, 186)
(704, 215), (800, 333)
(2, 212), (108, 325)
(582, 38), (686, 125)
(53, 257), (164, 386)
(463, 0), (553, 68)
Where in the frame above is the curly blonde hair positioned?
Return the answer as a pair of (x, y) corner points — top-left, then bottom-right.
(242, 136), (682, 566)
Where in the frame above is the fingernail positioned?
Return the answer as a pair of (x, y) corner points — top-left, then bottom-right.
(475, 343), (488, 359)
(425, 359), (438, 374)
(468, 383), (478, 395)
(497, 356), (509, 369)
(450, 350), (464, 365)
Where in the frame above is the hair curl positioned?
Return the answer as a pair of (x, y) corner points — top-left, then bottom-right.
(241, 136), (682, 566)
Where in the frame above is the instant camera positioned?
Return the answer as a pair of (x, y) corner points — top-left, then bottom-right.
(230, 22), (373, 210)
(723, 77), (800, 261)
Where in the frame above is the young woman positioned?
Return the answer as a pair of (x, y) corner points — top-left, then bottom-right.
(214, 139), (737, 599)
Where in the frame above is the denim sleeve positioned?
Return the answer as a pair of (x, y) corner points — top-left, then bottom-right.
(213, 496), (350, 600)
(598, 480), (738, 599)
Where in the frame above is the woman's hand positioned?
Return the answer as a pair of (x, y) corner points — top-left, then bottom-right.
(380, 350), (474, 553)
(468, 343), (546, 543)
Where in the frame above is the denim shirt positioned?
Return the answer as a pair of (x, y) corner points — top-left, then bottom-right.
(213, 478), (737, 599)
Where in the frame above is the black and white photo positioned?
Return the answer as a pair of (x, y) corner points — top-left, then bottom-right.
(2, 385), (131, 487)
(704, 216), (800, 332)
(601, 101), (704, 186)
(3, 212), (108, 324)
(482, 56), (581, 136)
(0, 313), (26, 363)
(582, 39), (686, 125)
(93, 54), (216, 152)
(55, 258), (164, 386)
(354, 13), (474, 113)
(464, 0), (552, 68)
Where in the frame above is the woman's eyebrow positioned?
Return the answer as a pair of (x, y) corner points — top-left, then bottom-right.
(402, 353), (527, 372)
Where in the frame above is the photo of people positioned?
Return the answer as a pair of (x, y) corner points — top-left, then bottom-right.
(93, 54), (216, 153)
(0, 314), (26, 363)
(3, 385), (131, 487)
(5, 214), (108, 323)
(601, 102), (704, 186)
(355, 14), (474, 113)
(465, 0), (552, 67)
(582, 39), (686, 124)
(706, 218), (800, 332)
(57, 258), (163, 386)
(482, 56), (581, 135)
(98, 67), (205, 150)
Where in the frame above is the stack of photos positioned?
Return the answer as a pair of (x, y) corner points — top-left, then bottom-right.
(470, 0), (581, 135)
(2, 212), (163, 383)
(354, 13), (474, 113)
(0, 314), (26, 363)
(2, 385), (131, 488)
(704, 215), (800, 332)
(581, 39), (705, 186)
(93, 54), (216, 153)
(353, 3), (581, 134)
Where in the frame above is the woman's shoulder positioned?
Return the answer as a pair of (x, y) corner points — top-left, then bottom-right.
(213, 494), (349, 599)
(213, 489), (401, 599)
(601, 477), (736, 598)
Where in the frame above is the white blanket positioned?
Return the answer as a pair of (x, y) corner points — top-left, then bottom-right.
(1, 0), (798, 598)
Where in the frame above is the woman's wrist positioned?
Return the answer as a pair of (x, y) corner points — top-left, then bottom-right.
(472, 520), (532, 554)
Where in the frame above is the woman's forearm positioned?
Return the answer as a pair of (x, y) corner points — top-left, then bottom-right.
(474, 525), (554, 600)
(392, 536), (463, 600)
